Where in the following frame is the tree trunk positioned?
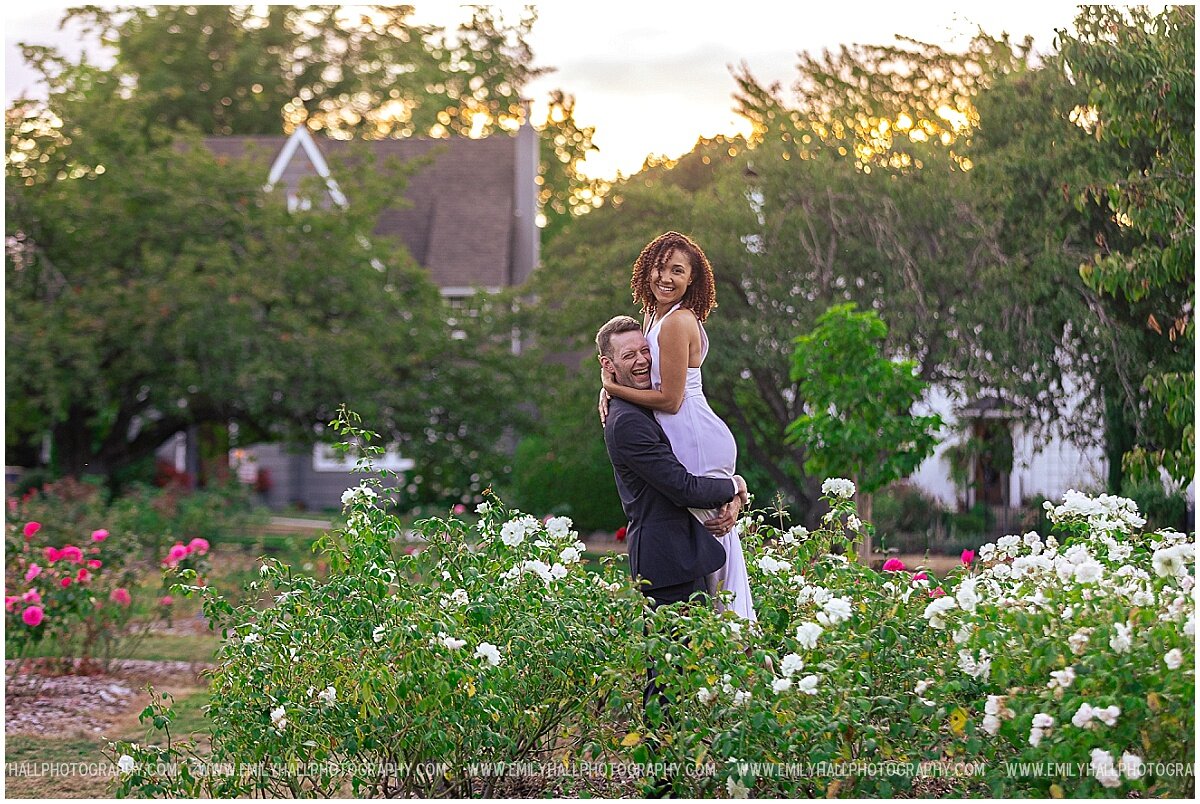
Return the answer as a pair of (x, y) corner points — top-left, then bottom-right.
(51, 413), (108, 479)
(196, 420), (231, 488)
(1103, 391), (1135, 493)
(854, 487), (874, 566)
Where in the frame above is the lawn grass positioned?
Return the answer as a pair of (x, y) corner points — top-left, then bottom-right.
(4, 689), (211, 799)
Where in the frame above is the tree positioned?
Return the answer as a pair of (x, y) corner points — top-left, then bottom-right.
(786, 304), (942, 560)
(4, 54), (527, 502)
(53, 5), (602, 245)
(61, 4), (544, 138)
(1056, 5), (1195, 488)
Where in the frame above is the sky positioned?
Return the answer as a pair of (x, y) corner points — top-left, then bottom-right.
(4, 2), (1091, 180)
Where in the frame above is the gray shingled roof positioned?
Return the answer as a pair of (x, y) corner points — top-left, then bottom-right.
(201, 134), (516, 289)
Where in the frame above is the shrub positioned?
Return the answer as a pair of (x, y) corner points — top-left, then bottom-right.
(507, 434), (626, 534)
(107, 412), (642, 797)
(5, 517), (148, 669)
(872, 481), (946, 551)
(616, 489), (1194, 797)
(1120, 476), (1190, 532)
(104, 416), (1194, 798)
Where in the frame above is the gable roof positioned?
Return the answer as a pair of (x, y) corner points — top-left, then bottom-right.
(202, 131), (519, 290)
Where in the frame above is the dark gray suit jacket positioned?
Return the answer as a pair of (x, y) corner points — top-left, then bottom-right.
(603, 397), (731, 591)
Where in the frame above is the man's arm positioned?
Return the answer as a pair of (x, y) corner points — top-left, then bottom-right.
(609, 410), (738, 510)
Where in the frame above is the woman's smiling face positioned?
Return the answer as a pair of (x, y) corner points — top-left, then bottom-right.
(651, 248), (694, 309)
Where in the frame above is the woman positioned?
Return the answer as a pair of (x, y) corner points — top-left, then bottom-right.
(599, 231), (757, 622)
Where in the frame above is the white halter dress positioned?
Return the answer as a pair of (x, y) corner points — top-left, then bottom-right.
(646, 303), (757, 621)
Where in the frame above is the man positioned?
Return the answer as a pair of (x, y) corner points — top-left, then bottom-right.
(596, 315), (749, 717)
(597, 315), (748, 605)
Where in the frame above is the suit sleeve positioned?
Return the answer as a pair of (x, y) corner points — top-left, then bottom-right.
(610, 411), (735, 510)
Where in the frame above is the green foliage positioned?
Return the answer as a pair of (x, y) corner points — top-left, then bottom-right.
(60, 5), (545, 138)
(872, 481), (946, 537)
(1119, 476), (1190, 533)
(48, 5), (602, 250)
(509, 433), (625, 535)
(787, 303), (942, 496)
(100, 419), (1195, 798)
(107, 413), (641, 797)
(1056, 5), (1195, 487)
(5, 50), (535, 502)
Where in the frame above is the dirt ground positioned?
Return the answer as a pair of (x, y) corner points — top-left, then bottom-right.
(5, 658), (211, 739)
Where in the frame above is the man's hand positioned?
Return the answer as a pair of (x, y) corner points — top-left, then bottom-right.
(703, 501), (739, 535)
(597, 387), (611, 426)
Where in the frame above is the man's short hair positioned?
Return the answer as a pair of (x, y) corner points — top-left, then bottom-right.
(596, 315), (642, 358)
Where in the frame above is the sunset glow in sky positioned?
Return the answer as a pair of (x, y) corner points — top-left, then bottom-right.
(5, 2), (1091, 180)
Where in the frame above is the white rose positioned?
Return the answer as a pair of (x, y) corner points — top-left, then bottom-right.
(117, 755), (136, 773)
(475, 641), (502, 666)
(780, 653), (804, 678)
(795, 622), (823, 650)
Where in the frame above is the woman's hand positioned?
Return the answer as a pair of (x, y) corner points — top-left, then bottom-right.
(597, 387), (611, 426)
(733, 474), (750, 507)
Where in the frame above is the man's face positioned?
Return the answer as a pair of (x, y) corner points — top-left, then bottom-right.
(601, 330), (652, 390)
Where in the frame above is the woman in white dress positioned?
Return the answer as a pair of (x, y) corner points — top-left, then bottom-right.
(599, 231), (757, 622)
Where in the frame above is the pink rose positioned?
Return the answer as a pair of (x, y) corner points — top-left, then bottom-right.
(911, 572), (929, 583)
(23, 521), (41, 539)
(22, 589), (41, 604)
(75, 568), (91, 583)
(5, 596), (18, 612)
(25, 564), (42, 582)
(165, 543), (189, 565)
(22, 606), (44, 627)
(929, 587), (946, 597)
(452, 504), (466, 515)
(159, 595), (174, 606)
(110, 588), (132, 607)
(91, 529), (109, 542)
(187, 537), (210, 556)
(60, 545), (84, 563)
(44, 546), (62, 563)
(961, 549), (975, 565)
(882, 558), (906, 572)
(87, 560), (102, 569)
(60, 577), (72, 588)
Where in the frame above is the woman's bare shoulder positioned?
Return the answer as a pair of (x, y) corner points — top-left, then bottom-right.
(661, 306), (699, 330)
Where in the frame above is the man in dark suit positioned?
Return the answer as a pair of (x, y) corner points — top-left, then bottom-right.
(596, 315), (748, 715)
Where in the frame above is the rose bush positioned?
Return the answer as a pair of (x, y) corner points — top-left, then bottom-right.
(620, 485), (1194, 797)
(5, 516), (147, 669)
(104, 412), (1193, 798)
(107, 412), (644, 797)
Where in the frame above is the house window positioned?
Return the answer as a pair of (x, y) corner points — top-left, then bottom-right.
(312, 442), (415, 473)
(442, 291), (478, 341)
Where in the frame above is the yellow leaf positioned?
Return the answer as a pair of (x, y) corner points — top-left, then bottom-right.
(465, 679), (476, 698)
(1050, 783), (1064, 798)
(621, 732), (641, 747)
(562, 751), (571, 768)
(826, 779), (842, 798)
(1146, 692), (1161, 712)
(948, 707), (968, 735)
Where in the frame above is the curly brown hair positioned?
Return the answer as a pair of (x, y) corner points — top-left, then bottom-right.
(630, 231), (718, 322)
